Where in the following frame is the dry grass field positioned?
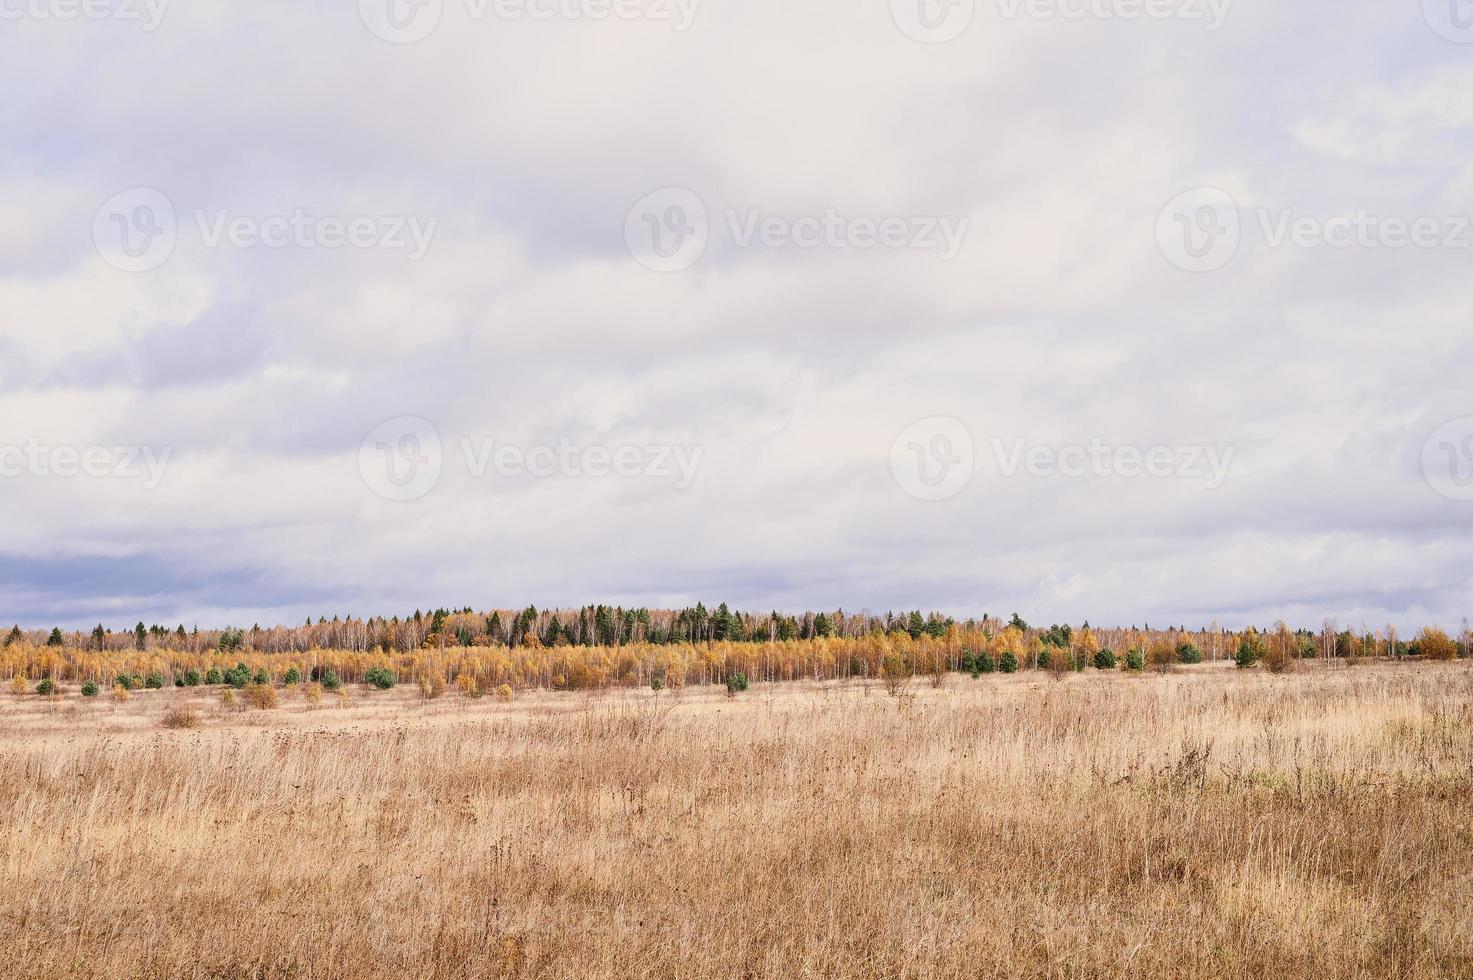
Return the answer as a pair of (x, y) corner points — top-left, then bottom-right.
(2, 661), (1471, 979)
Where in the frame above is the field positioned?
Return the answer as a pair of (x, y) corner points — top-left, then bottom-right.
(3, 660), (1472, 979)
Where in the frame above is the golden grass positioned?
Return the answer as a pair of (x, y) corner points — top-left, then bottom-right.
(1, 661), (1470, 979)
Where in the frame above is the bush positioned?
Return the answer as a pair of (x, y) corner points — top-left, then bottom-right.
(1125, 649), (1145, 671)
(161, 707), (201, 729)
(495, 683), (514, 702)
(998, 651), (1018, 674)
(319, 669), (341, 691)
(650, 677), (664, 691)
(114, 673), (134, 691)
(111, 684), (129, 702)
(8, 675), (26, 695)
(184, 669), (201, 687)
(81, 680), (100, 697)
(1094, 648), (1117, 670)
(302, 681), (324, 705)
(364, 666), (397, 690)
(1036, 649), (1051, 670)
(174, 677), (185, 687)
(35, 678), (56, 696)
(1235, 634), (1264, 669)
(418, 675), (445, 700)
(1147, 641), (1177, 673)
(144, 671), (165, 689)
(1177, 643), (1203, 665)
(725, 673), (749, 696)
(253, 669), (269, 686)
(976, 651), (996, 674)
(880, 653), (911, 696)
(283, 667), (301, 685)
(204, 668), (223, 685)
(247, 684), (278, 709)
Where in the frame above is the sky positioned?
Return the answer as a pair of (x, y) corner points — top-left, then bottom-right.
(1, 0), (1471, 632)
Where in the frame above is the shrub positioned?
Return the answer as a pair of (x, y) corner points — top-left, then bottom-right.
(725, 673), (750, 696)
(365, 666), (397, 690)
(1235, 633), (1265, 669)
(650, 677), (664, 691)
(144, 671), (165, 689)
(247, 684), (278, 709)
(318, 669), (341, 691)
(1417, 627), (1458, 662)
(456, 674), (482, 698)
(81, 680), (100, 697)
(111, 684), (129, 702)
(880, 653), (910, 696)
(8, 675), (27, 695)
(976, 650), (996, 674)
(283, 667), (301, 685)
(1094, 648), (1117, 670)
(161, 707), (201, 729)
(253, 669), (270, 686)
(1125, 648), (1145, 671)
(35, 678), (56, 696)
(223, 663), (252, 689)
(1147, 640), (1177, 673)
(998, 651), (1018, 674)
(1045, 647), (1070, 681)
(495, 683), (514, 702)
(204, 668), (223, 685)
(1036, 649), (1051, 670)
(302, 681), (324, 705)
(220, 689), (236, 708)
(184, 669), (202, 687)
(419, 675), (445, 700)
(174, 678), (185, 687)
(1177, 643), (1203, 665)
(114, 673), (134, 691)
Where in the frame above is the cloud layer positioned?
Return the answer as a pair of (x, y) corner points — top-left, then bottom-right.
(2, 0), (1471, 631)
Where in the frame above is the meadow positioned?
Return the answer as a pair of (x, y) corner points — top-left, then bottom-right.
(2, 659), (1471, 979)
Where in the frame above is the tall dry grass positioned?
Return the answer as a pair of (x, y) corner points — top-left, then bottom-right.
(0, 661), (1470, 978)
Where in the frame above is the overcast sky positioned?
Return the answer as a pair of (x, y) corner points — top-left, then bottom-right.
(1, 0), (1471, 632)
